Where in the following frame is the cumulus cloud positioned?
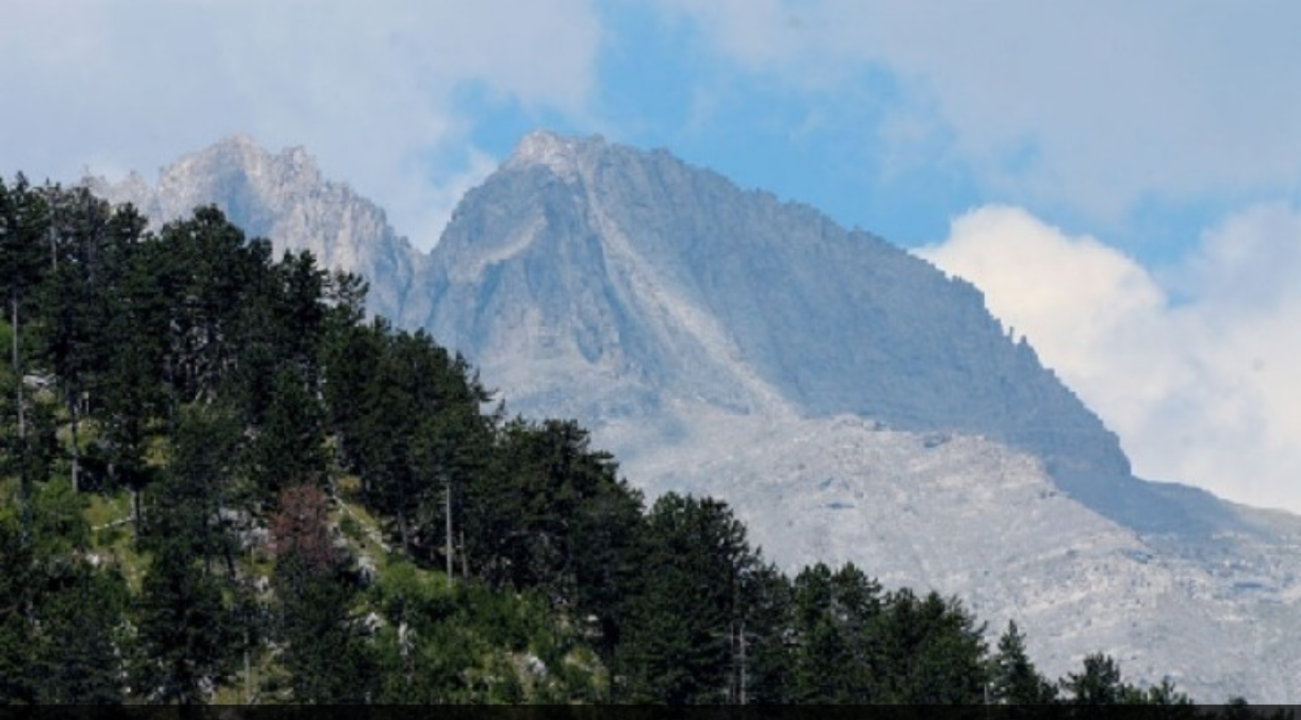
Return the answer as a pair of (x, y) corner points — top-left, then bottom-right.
(0, 0), (601, 249)
(918, 206), (1301, 512)
(662, 0), (1301, 223)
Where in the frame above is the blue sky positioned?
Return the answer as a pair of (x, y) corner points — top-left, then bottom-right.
(3, 0), (1299, 512)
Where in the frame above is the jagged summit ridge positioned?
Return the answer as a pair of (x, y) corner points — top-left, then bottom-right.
(89, 136), (425, 323)
(504, 130), (609, 180)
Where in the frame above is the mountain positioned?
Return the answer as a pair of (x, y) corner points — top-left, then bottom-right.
(90, 132), (1301, 702)
(426, 132), (1236, 538)
(88, 134), (426, 323)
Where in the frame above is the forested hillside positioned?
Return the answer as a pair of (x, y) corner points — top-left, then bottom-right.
(0, 175), (1204, 705)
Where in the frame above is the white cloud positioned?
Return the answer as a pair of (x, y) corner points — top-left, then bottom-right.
(918, 205), (1301, 512)
(663, 0), (1301, 223)
(0, 0), (601, 249)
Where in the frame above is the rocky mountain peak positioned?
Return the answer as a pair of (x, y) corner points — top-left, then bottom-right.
(503, 130), (610, 181)
(157, 134), (324, 202)
(88, 136), (422, 323)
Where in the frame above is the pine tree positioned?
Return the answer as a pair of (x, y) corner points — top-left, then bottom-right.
(1128, 677), (1193, 706)
(874, 589), (988, 704)
(270, 486), (376, 703)
(736, 562), (794, 705)
(790, 563), (856, 703)
(275, 249), (328, 382)
(159, 207), (261, 405)
(30, 564), (131, 704)
(989, 620), (1057, 704)
(0, 519), (35, 704)
(1062, 652), (1126, 705)
(37, 186), (120, 492)
(0, 175), (52, 546)
(131, 541), (236, 704)
(246, 365), (327, 506)
(30, 477), (90, 560)
(98, 233), (172, 539)
(618, 494), (756, 704)
(152, 405), (241, 569)
(564, 465), (644, 669)
(320, 319), (377, 465)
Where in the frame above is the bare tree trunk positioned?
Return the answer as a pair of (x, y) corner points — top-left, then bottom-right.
(130, 486), (142, 548)
(396, 503), (410, 555)
(460, 527), (469, 580)
(12, 295), (30, 547)
(244, 627), (256, 705)
(12, 295), (24, 442)
(444, 476), (454, 583)
(69, 390), (81, 493)
(399, 621), (414, 686)
(164, 352), (177, 435)
(739, 620), (748, 706)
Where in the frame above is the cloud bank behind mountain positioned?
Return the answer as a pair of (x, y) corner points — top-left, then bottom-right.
(920, 205), (1301, 511)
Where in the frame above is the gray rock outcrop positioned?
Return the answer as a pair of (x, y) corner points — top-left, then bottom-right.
(89, 134), (426, 323)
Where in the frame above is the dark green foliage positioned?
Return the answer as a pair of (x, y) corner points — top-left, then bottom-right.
(131, 541), (237, 704)
(267, 484), (376, 703)
(787, 562), (882, 703)
(272, 551), (377, 703)
(558, 455), (644, 664)
(735, 563), (795, 704)
(157, 207), (262, 405)
(18, 396), (60, 490)
(617, 493), (756, 704)
(370, 561), (596, 704)
(320, 318), (385, 471)
(30, 563), (131, 704)
(31, 477), (90, 560)
(1060, 653), (1195, 707)
(990, 620), (1058, 704)
(95, 219), (168, 522)
(0, 175), (51, 306)
(1, 512), (131, 706)
(1127, 677), (1194, 706)
(873, 589), (988, 703)
(0, 519), (36, 704)
(247, 366), (328, 504)
(149, 405), (242, 569)
(468, 419), (637, 610)
(358, 329), (488, 557)
(775, 562), (991, 705)
(37, 187), (119, 492)
(0, 175), (53, 547)
(228, 248), (330, 430)
(1063, 652), (1126, 705)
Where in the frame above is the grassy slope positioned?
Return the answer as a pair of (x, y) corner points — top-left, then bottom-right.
(69, 476), (600, 704)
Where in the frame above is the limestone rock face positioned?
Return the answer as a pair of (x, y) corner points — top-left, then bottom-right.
(89, 134), (426, 323)
(428, 131), (1231, 537)
(92, 132), (1301, 702)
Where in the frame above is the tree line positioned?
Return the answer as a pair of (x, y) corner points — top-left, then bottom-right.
(0, 174), (1228, 705)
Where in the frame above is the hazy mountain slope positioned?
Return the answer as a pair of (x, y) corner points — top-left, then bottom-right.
(88, 135), (426, 323)
(617, 405), (1301, 702)
(428, 132), (1234, 537)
